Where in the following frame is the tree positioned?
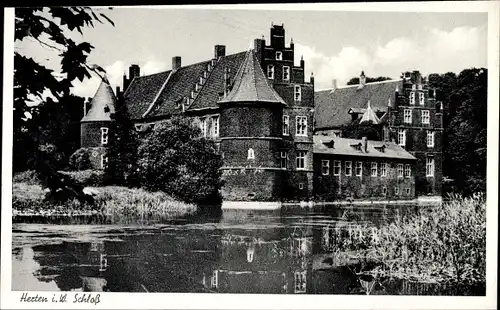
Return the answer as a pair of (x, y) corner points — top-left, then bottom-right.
(346, 76), (392, 86)
(104, 96), (140, 187)
(137, 117), (224, 206)
(14, 7), (114, 201)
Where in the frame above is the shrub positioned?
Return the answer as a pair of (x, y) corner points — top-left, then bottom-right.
(13, 170), (40, 185)
(59, 170), (105, 186)
(137, 117), (223, 205)
(69, 148), (92, 171)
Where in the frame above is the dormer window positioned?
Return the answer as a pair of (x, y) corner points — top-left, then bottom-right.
(100, 127), (109, 145)
(323, 140), (335, 148)
(103, 105), (110, 113)
(267, 65), (274, 79)
(276, 51), (283, 60)
(247, 148), (255, 160)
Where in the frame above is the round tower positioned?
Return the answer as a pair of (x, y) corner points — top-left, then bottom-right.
(80, 77), (117, 170)
(218, 50), (287, 202)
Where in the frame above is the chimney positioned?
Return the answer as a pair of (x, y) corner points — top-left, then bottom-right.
(122, 72), (128, 91)
(300, 55), (304, 69)
(361, 136), (368, 153)
(172, 56), (182, 71)
(83, 100), (87, 117)
(310, 72), (315, 85)
(214, 45), (226, 59)
(359, 71), (366, 87)
(290, 37), (294, 50)
(116, 86), (121, 99)
(254, 38), (265, 64)
(332, 79), (338, 91)
(129, 64), (140, 80)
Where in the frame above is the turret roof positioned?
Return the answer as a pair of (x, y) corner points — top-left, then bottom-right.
(218, 50), (286, 105)
(81, 77), (117, 122)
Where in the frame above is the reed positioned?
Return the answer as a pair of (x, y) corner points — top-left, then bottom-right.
(330, 194), (486, 285)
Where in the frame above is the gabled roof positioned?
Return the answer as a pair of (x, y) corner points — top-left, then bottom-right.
(218, 50), (286, 105)
(123, 70), (172, 119)
(359, 101), (380, 124)
(123, 52), (249, 119)
(81, 78), (116, 122)
(313, 136), (416, 160)
(314, 79), (402, 129)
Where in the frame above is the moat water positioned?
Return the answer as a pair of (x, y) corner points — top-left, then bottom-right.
(11, 205), (484, 295)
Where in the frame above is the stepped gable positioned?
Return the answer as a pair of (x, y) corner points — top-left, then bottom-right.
(81, 77), (117, 122)
(218, 50), (286, 105)
(313, 136), (416, 160)
(187, 52), (247, 111)
(123, 70), (171, 119)
(314, 79), (402, 129)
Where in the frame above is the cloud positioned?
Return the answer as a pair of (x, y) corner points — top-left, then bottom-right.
(71, 59), (169, 98)
(296, 25), (486, 90)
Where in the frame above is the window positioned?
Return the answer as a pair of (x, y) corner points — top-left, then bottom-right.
(296, 116), (307, 136)
(200, 118), (207, 137)
(404, 109), (412, 124)
(419, 92), (425, 105)
(267, 65), (274, 79)
(294, 85), (302, 101)
(380, 162), (387, 177)
(283, 66), (290, 81)
(427, 131), (435, 148)
(404, 164), (411, 178)
(398, 129), (406, 146)
(100, 154), (108, 169)
(276, 51), (283, 60)
(294, 271), (307, 293)
(100, 127), (109, 145)
(371, 162), (378, 177)
(395, 187), (399, 195)
(409, 92), (415, 105)
(355, 162), (363, 177)
(333, 160), (341, 176)
(212, 115), (219, 137)
(247, 148), (255, 160)
(280, 152), (288, 169)
(426, 156), (435, 177)
(321, 160), (330, 175)
(282, 115), (290, 135)
(397, 164), (404, 178)
(422, 110), (430, 124)
(211, 270), (218, 289)
(382, 187), (387, 195)
(345, 161), (352, 176)
(406, 188), (411, 195)
(296, 151), (307, 169)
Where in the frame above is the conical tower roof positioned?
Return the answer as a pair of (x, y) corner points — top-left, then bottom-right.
(360, 100), (380, 124)
(219, 50), (286, 105)
(81, 77), (117, 122)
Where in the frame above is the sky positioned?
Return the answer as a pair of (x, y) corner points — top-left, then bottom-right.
(14, 5), (488, 99)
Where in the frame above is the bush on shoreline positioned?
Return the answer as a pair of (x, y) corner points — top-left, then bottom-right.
(12, 182), (196, 223)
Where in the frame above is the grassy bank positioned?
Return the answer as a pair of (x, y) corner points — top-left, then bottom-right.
(12, 182), (197, 223)
(330, 194), (486, 286)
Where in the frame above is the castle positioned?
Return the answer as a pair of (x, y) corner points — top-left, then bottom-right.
(81, 24), (443, 202)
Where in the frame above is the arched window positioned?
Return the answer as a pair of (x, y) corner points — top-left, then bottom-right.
(247, 148), (255, 160)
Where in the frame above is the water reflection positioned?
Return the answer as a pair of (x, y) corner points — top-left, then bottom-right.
(11, 205), (484, 295)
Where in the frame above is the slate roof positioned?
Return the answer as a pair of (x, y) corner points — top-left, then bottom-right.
(81, 78), (116, 122)
(122, 52), (249, 119)
(313, 135), (416, 160)
(218, 50), (286, 105)
(123, 70), (171, 119)
(187, 52), (247, 111)
(314, 79), (402, 129)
